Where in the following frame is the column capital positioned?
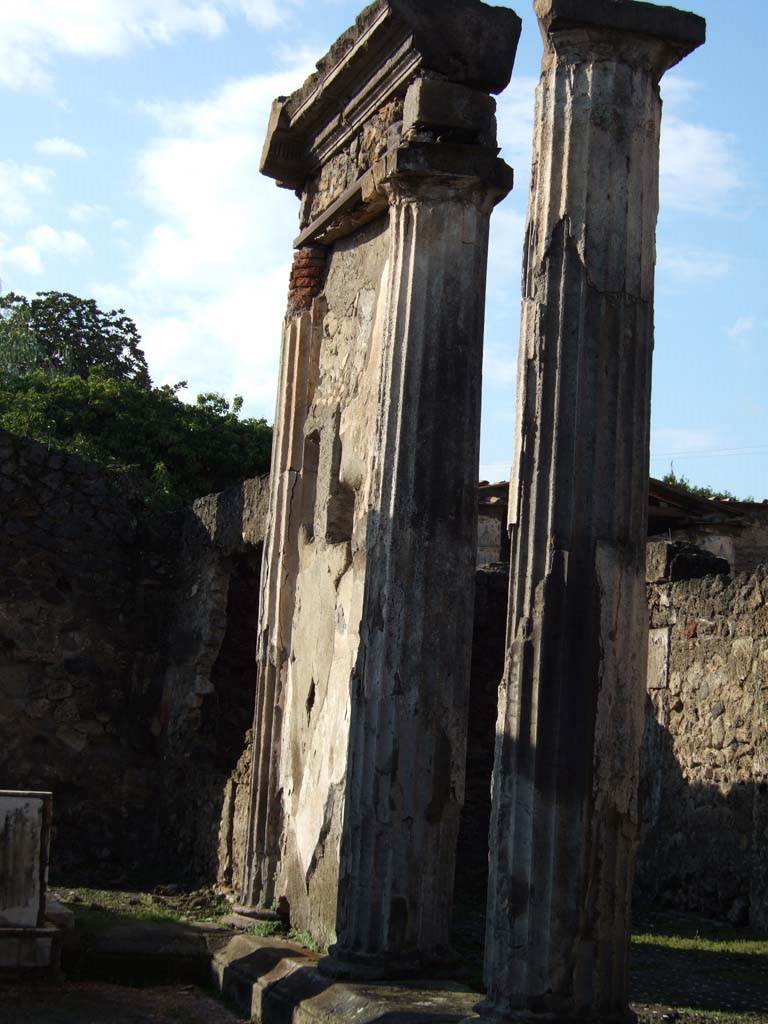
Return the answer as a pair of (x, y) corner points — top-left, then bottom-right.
(536, 0), (705, 73)
(375, 143), (514, 209)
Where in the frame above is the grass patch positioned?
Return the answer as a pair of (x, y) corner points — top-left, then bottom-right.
(52, 886), (231, 925)
(287, 928), (328, 955)
(632, 932), (768, 957)
(249, 920), (285, 938)
(637, 1009), (768, 1024)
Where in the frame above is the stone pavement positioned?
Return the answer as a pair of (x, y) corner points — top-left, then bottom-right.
(0, 982), (246, 1024)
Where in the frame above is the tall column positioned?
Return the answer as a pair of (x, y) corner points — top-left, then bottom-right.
(241, 0), (521, 961)
(328, 156), (512, 977)
(480, 2), (704, 1021)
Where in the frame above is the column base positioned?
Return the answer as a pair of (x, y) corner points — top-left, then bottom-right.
(231, 904), (283, 924)
(319, 944), (461, 982)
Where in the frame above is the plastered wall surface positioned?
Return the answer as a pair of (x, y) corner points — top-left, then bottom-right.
(277, 218), (390, 944)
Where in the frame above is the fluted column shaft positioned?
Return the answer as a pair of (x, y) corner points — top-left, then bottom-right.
(328, 163), (510, 975)
(481, 3), (704, 1021)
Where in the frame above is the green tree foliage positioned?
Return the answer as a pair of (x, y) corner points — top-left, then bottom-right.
(0, 291), (150, 386)
(662, 467), (752, 504)
(0, 291), (272, 508)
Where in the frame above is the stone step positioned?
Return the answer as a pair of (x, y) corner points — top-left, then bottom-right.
(210, 932), (479, 1024)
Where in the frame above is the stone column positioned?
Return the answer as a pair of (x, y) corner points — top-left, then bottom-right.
(328, 152), (512, 977)
(479, 2), (704, 1021)
(240, 0), (521, 961)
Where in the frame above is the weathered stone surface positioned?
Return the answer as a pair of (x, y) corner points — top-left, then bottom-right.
(157, 478), (268, 884)
(402, 79), (497, 137)
(646, 540), (730, 583)
(0, 430), (267, 885)
(241, 0), (519, 976)
(261, 0), (522, 196)
(478, 3), (704, 1022)
(536, 0), (706, 54)
(638, 566), (768, 927)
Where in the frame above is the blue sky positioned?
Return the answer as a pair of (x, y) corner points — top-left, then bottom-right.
(1, 1), (765, 498)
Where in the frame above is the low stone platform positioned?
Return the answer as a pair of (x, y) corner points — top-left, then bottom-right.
(58, 911), (478, 1022)
(211, 933), (478, 1023)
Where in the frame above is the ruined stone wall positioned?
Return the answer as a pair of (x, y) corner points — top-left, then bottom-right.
(159, 478), (268, 883)
(637, 568), (768, 926)
(0, 430), (267, 885)
(452, 550), (768, 930)
(0, 430), (166, 882)
(733, 514), (768, 574)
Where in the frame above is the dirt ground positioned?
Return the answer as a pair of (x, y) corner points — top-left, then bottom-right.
(0, 982), (246, 1024)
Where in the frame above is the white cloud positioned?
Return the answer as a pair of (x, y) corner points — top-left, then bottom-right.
(0, 162), (52, 223)
(92, 66), (310, 412)
(496, 75), (537, 176)
(660, 75), (702, 111)
(0, 1), (298, 92)
(0, 224), (90, 280)
(27, 225), (89, 257)
(661, 116), (743, 214)
(68, 202), (106, 223)
(35, 136), (87, 158)
(728, 316), (755, 339)
(0, 236), (44, 275)
(657, 245), (731, 281)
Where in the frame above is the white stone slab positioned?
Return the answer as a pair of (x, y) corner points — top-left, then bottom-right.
(0, 791), (52, 928)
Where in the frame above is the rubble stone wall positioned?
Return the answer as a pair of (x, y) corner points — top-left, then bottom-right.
(452, 554), (768, 930)
(156, 478), (268, 884)
(0, 430), (266, 885)
(637, 568), (768, 926)
(0, 431), (165, 882)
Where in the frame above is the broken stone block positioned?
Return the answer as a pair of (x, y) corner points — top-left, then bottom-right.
(402, 78), (496, 138)
(647, 540), (730, 582)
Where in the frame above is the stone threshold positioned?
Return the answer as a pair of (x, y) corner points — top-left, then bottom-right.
(210, 932), (479, 1023)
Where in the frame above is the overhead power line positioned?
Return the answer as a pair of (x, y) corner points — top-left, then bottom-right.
(650, 444), (768, 461)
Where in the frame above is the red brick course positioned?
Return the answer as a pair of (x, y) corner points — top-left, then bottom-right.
(288, 246), (328, 312)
